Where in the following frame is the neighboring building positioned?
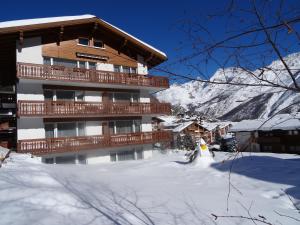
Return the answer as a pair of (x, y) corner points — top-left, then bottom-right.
(0, 15), (172, 164)
(154, 116), (232, 146)
(230, 113), (300, 154)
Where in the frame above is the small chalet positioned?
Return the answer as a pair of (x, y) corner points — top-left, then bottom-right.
(230, 113), (300, 154)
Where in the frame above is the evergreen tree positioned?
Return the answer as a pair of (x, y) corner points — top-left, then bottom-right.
(176, 134), (183, 150)
(183, 134), (195, 150)
(214, 126), (222, 144)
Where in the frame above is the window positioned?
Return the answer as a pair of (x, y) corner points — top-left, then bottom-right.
(109, 121), (115, 134)
(114, 65), (121, 73)
(123, 66), (130, 74)
(118, 150), (135, 161)
(116, 120), (133, 134)
(110, 148), (144, 162)
(56, 90), (75, 101)
(78, 122), (85, 136)
(45, 124), (55, 138)
(75, 91), (84, 101)
(43, 57), (51, 65)
(136, 148), (143, 160)
(44, 90), (54, 100)
(133, 120), (141, 133)
(78, 155), (87, 164)
(56, 155), (76, 164)
(110, 153), (117, 162)
(131, 67), (137, 74)
(89, 62), (96, 70)
(78, 61), (86, 69)
(110, 92), (140, 103)
(52, 58), (77, 68)
(57, 123), (77, 137)
(94, 40), (104, 48)
(44, 158), (54, 164)
(114, 92), (131, 102)
(132, 93), (139, 103)
(78, 38), (89, 46)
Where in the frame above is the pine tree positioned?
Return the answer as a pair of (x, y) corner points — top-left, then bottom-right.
(183, 134), (195, 150)
(214, 126), (222, 144)
(176, 134), (183, 150)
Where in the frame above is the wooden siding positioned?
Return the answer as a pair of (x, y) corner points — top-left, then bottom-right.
(42, 38), (138, 67)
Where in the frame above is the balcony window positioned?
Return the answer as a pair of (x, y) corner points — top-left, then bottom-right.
(114, 65), (121, 73)
(109, 120), (141, 135)
(52, 58), (77, 68)
(78, 38), (89, 46)
(44, 90), (54, 100)
(133, 120), (141, 133)
(123, 66), (130, 74)
(131, 67), (137, 74)
(56, 90), (75, 101)
(78, 122), (85, 136)
(45, 124), (55, 138)
(57, 122), (77, 137)
(78, 61), (86, 69)
(43, 57), (51, 65)
(116, 120), (133, 134)
(132, 93), (139, 103)
(94, 40), (104, 48)
(110, 92), (140, 103)
(89, 62), (97, 70)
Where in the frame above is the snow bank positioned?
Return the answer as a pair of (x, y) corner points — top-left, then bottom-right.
(1, 151), (300, 225)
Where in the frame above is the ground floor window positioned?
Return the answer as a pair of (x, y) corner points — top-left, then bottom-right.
(43, 154), (87, 164)
(110, 148), (144, 162)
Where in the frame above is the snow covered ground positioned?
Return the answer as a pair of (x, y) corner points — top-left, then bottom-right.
(1, 151), (300, 225)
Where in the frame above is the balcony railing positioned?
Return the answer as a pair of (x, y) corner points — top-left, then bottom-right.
(18, 100), (171, 117)
(17, 131), (172, 155)
(17, 62), (169, 89)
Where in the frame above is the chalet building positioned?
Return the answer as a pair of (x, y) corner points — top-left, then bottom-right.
(155, 116), (232, 146)
(0, 15), (172, 164)
(230, 113), (300, 154)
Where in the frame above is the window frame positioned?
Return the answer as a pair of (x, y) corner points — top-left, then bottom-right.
(77, 37), (90, 46)
(93, 39), (105, 49)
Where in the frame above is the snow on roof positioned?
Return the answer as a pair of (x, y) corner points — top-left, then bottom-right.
(230, 113), (300, 132)
(0, 15), (167, 58)
(201, 121), (232, 131)
(157, 116), (178, 127)
(173, 121), (194, 132)
(0, 15), (95, 28)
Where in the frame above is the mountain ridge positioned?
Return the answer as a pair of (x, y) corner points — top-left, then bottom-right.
(156, 53), (300, 121)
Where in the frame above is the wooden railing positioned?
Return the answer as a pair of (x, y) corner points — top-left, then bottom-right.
(18, 100), (171, 117)
(17, 131), (172, 155)
(17, 62), (169, 88)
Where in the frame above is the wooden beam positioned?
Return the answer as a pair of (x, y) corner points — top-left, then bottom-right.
(56, 26), (64, 46)
(19, 31), (24, 46)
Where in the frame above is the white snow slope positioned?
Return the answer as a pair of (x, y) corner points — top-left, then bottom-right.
(1, 151), (300, 225)
(156, 53), (300, 121)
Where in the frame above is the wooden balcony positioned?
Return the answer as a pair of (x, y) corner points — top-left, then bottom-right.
(18, 100), (171, 117)
(17, 62), (169, 89)
(17, 131), (172, 155)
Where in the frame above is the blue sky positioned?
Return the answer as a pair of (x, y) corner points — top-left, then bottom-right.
(1, 0), (300, 82)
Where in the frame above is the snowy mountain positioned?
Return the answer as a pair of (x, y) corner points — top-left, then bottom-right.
(156, 53), (300, 121)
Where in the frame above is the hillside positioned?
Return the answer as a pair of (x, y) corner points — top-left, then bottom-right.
(156, 53), (300, 121)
